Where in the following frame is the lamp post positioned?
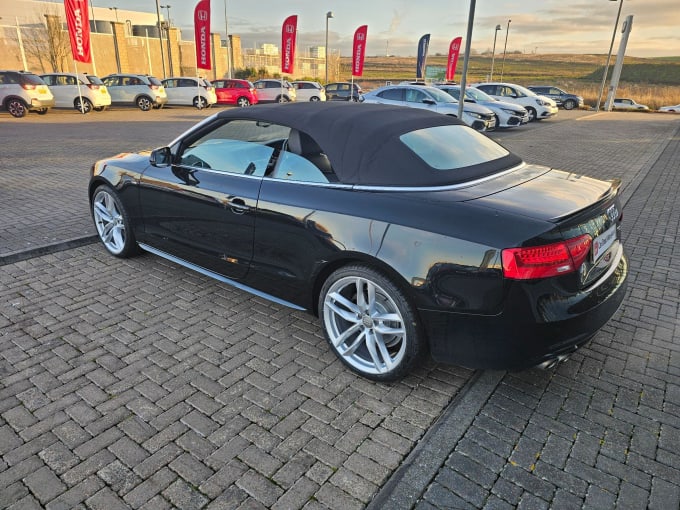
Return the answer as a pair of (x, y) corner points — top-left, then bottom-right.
(595, 0), (624, 112)
(160, 4), (174, 76)
(154, 0), (167, 78)
(108, 7), (118, 22)
(499, 19), (511, 81)
(325, 11), (334, 85)
(224, 0), (233, 78)
(490, 24), (501, 80)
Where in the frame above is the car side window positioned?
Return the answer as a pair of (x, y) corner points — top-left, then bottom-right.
(405, 89), (427, 103)
(270, 152), (329, 183)
(379, 88), (404, 101)
(178, 119), (290, 176)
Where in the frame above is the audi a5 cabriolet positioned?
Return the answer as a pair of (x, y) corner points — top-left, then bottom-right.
(89, 102), (628, 381)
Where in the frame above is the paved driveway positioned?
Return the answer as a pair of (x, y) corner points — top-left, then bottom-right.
(1, 107), (679, 509)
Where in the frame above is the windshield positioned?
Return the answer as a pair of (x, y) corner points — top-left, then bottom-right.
(465, 87), (494, 102)
(426, 87), (457, 103)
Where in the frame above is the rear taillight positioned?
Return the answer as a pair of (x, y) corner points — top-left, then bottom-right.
(502, 234), (592, 280)
(149, 84), (159, 90)
(21, 83), (37, 90)
(87, 84), (100, 90)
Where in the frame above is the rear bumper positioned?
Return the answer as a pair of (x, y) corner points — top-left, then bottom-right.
(422, 248), (628, 370)
(30, 97), (55, 109)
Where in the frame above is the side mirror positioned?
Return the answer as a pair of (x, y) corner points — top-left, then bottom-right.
(422, 99), (436, 105)
(150, 147), (172, 167)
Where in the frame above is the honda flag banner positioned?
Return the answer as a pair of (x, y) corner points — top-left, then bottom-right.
(194, 0), (211, 70)
(281, 15), (298, 74)
(352, 25), (368, 77)
(446, 37), (463, 81)
(416, 33), (430, 79)
(64, 0), (92, 63)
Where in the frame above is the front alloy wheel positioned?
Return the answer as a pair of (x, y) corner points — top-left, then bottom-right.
(236, 97), (251, 107)
(193, 96), (207, 109)
(320, 265), (423, 381)
(92, 186), (138, 258)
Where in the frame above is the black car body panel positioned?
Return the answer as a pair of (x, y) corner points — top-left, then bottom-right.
(89, 102), (627, 374)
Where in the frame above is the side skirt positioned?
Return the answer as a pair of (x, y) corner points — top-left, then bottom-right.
(138, 243), (306, 311)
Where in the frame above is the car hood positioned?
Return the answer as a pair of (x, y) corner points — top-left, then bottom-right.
(452, 164), (618, 222)
(481, 99), (526, 112)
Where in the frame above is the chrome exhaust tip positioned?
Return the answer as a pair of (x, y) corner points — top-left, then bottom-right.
(536, 353), (571, 370)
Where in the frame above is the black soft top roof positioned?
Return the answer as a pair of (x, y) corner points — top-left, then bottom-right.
(215, 102), (522, 186)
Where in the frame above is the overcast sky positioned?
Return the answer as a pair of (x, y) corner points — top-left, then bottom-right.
(96, 0), (680, 58)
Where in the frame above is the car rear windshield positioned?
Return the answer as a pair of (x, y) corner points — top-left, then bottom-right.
(87, 75), (104, 85)
(400, 125), (509, 170)
(21, 73), (47, 85)
(148, 76), (163, 86)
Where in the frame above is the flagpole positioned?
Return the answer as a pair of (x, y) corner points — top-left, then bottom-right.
(73, 59), (86, 113)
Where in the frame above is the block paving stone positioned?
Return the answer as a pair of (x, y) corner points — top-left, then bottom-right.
(2, 109), (679, 509)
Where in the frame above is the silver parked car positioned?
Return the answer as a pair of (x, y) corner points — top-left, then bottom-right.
(361, 84), (497, 132)
(473, 82), (558, 121)
(253, 79), (296, 103)
(437, 84), (528, 128)
(101, 73), (168, 111)
(612, 98), (649, 110)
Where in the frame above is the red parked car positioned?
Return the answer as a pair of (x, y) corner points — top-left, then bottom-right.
(212, 79), (258, 107)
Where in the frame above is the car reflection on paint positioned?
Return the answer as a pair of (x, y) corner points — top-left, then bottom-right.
(89, 102), (627, 381)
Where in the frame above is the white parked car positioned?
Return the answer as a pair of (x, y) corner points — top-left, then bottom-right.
(612, 98), (649, 110)
(161, 77), (217, 108)
(436, 84), (529, 128)
(0, 70), (55, 117)
(101, 73), (168, 111)
(40, 72), (111, 113)
(361, 84), (497, 132)
(473, 82), (558, 121)
(292, 81), (326, 101)
(659, 104), (680, 113)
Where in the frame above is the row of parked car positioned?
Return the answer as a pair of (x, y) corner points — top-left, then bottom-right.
(0, 69), (364, 118)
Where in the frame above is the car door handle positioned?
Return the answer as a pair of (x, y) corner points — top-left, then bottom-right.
(228, 197), (249, 215)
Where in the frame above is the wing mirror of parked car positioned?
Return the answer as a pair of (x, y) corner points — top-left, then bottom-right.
(423, 99), (436, 105)
(150, 147), (172, 167)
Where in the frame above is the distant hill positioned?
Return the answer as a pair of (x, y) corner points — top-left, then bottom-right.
(341, 53), (680, 87)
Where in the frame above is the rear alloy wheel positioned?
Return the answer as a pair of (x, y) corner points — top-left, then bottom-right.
(563, 99), (577, 110)
(92, 185), (138, 258)
(193, 96), (207, 109)
(236, 97), (251, 107)
(320, 265), (424, 381)
(526, 107), (537, 122)
(277, 95), (290, 103)
(36, 108), (48, 115)
(7, 99), (28, 118)
(310, 96), (320, 102)
(74, 97), (93, 113)
(136, 96), (152, 111)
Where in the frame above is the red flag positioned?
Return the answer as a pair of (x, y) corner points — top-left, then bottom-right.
(194, 0), (211, 70)
(446, 37), (463, 82)
(352, 25), (368, 77)
(281, 15), (297, 74)
(64, 0), (91, 63)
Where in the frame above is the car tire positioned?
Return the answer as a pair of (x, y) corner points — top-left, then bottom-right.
(7, 99), (28, 118)
(136, 96), (152, 111)
(74, 97), (93, 113)
(563, 99), (576, 110)
(319, 265), (424, 381)
(193, 96), (207, 109)
(92, 185), (139, 258)
(93, 106), (107, 112)
(310, 96), (320, 102)
(276, 95), (290, 103)
(526, 107), (537, 122)
(36, 108), (49, 115)
(236, 97), (251, 107)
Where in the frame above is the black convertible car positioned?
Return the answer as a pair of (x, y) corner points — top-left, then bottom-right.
(89, 102), (627, 381)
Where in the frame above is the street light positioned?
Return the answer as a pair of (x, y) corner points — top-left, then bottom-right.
(595, 0), (624, 112)
(160, 4), (174, 76)
(500, 19), (511, 81)
(154, 0), (167, 78)
(490, 24), (501, 80)
(325, 11), (334, 85)
(108, 7), (119, 22)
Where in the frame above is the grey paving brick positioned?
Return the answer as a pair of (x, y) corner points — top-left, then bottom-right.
(649, 477), (680, 510)
(435, 467), (488, 508)
(22, 465), (67, 504)
(314, 481), (363, 510)
(162, 479), (209, 510)
(123, 467), (177, 509)
(169, 452), (215, 486)
(97, 459), (142, 495)
(45, 475), (104, 510)
(0, 481), (29, 509)
(199, 459), (249, 499)
(86, 487), (132, 510)
(236, 469), (284, 508)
